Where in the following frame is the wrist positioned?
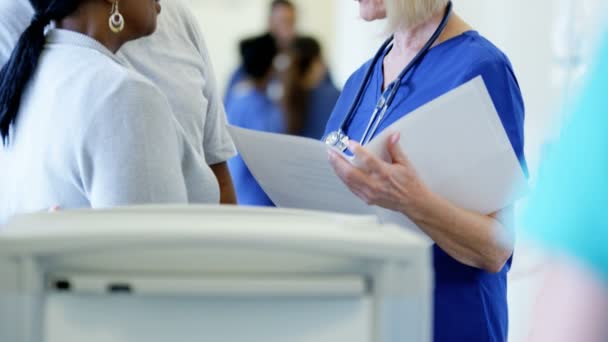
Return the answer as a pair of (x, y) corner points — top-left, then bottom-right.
(401, 186), (439, 224)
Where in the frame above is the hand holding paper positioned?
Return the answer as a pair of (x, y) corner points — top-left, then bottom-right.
(328, 133), (429, 214)
(227, 77), (528, 239)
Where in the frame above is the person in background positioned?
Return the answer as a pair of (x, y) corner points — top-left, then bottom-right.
(119, 0), (237, 204)
(226, 34), (283, 207)
(0, 0), (238, 207)
(267, 0), (297, 53)
(224, 0), (298, 104)
(282, 36), (340, 139)
(524, 34), (608, 342)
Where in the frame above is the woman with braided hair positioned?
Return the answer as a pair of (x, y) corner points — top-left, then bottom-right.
(0, 0), (218, 224)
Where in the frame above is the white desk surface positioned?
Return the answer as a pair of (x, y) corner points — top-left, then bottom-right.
(0, 205), (430, 261)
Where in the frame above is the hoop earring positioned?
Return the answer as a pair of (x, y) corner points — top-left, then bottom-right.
(109, 1), (125, 33)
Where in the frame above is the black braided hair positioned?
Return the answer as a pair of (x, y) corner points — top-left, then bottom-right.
(0, 0), (81, 145)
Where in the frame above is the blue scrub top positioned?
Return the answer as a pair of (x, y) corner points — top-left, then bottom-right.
(522, 35), (608, 281)
(324, 31), (526, 342)
(226, 85), (285, 206)
(224, 65), (246, 105)
(300, 73), (341, 140)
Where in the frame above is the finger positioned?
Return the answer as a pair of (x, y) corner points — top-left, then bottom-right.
(328, 149), (369, 187)
(349, 140), (384, 172)
(387, 133), (411, 166)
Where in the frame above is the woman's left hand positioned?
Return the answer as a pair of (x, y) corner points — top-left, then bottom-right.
(328, 132), (433, 218)
(329, 133), (514, 272)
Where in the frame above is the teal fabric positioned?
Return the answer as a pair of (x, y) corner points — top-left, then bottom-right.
(522, 35), (608, 280)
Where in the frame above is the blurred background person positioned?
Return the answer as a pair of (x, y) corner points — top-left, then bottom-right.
(224, 0), (298, 104)
(226, 34), (283, 206)
(282, 36), (340, 139)
(268, 0), (297, 53)
(523, 33), (608, 342)
(119, 0), (237, 204)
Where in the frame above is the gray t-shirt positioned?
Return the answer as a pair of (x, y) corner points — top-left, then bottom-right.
(118, 0), (235, 165)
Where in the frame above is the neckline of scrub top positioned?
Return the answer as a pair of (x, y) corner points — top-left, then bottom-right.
(45, 29), (123, 65)
(374, 30), (480, 101)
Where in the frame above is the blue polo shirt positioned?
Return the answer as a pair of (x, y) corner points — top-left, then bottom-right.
(324, 31), (526, 342)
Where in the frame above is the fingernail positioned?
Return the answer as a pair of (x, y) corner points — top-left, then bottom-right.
(390, 133), (400, 144)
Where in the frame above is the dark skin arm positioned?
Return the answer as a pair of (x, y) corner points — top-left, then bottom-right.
(210, 162), (237, 204)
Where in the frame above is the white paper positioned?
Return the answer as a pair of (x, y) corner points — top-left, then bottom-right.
(227, 77), (528, 239)
(227, 127), (372, 215)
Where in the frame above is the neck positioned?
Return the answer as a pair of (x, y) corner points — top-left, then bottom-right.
(392, 9), (447, 56)
(55, 2), (124, 53)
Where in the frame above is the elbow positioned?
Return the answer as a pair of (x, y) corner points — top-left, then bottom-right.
(483, 260), (507, 274)
(481, 251), (512, 274)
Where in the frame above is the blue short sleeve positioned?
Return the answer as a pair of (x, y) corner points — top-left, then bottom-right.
(521, 36), (608, 280)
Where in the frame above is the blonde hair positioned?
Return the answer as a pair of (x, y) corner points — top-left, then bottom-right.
(385, 0), (450, 33)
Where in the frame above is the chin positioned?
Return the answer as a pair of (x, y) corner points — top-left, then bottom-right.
(358, 3), (387, 21)
(146, 23), (158, 37)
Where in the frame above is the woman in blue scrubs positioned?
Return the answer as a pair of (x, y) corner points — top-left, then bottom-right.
(326, 1), (526, 341)
(283, 36), (340, 140)
(226, 34), (284, 206)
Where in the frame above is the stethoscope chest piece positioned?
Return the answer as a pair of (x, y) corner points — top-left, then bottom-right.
(324, 130), (350, 152)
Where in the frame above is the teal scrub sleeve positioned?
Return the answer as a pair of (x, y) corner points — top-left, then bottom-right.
(521, 35), (608, 280)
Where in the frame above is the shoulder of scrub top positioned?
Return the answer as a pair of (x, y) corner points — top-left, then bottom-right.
(341, 58), (375, 95)
(322, 58), (375, 136)
(453, 32), (528, 174)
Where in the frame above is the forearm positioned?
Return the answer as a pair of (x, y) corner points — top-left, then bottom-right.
(407, 192), (514, 273)
(210, 162), (237, 204)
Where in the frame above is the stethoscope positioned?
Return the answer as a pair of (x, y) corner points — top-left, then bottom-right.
(324, 1), (453, 152)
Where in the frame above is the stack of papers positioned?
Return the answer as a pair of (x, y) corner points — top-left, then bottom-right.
(227, 77), (528, 240)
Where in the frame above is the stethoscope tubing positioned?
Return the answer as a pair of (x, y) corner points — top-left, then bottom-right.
(332, 1), (454, 146)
